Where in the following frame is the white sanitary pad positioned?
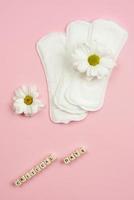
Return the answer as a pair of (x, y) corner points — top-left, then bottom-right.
(37, 19), (128, 123)
(37, 33), (87, 123)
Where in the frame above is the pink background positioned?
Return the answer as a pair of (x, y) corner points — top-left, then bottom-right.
(0, 0), (134, 199)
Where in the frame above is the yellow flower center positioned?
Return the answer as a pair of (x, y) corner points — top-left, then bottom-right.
(24, 95), (33, 105)
(88, 54), (100, 67)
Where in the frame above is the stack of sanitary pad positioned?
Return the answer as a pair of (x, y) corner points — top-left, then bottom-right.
(37, 19), (128, 123)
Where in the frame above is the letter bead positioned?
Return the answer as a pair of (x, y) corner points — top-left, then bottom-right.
(69, 154), (75, 161)
(20, 176), (27, 183)
(25, 172), (32, 180)
(39, 161), (46, 169)
(73, 150), (81, 158)
(29, 169), (36, 177)
(79, 147), (87, 154)
(48, 154), (57, 162)
(44, 158), (51, 165)
(14, 179), (22, 186)
(64, 157), (70, 164)
(34, 165), (42, 173)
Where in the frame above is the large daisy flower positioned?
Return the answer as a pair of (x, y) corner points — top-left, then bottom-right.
(13, 85), (44, 116)
(72, 42), (116, 79)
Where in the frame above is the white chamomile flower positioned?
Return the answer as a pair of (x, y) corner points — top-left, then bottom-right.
(13, 85), (44, 116)
(72, 42), (116, 79)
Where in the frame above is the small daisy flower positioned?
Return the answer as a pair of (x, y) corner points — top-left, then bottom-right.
(13, 85), (44, 116)
(72, 42), (116, 79)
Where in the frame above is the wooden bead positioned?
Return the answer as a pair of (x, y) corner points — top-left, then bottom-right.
(44, 158), (51, 165)
(63, 157), (70, 164)
(29, 169), (36, 177)
(79, 147), (87, 154)
(39, 161), (46, 169)
(48, 154), (57, 162)
(69, 153), (76, 161)
(25, 172), (32, 180)
(34, 165), (42, 173)
(73, 150), (81, 158)
(14, 179), (22, 186)
(20, 175), (27, 183)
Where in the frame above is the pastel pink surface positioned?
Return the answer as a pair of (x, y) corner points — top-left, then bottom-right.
(0, 0), (134, 199)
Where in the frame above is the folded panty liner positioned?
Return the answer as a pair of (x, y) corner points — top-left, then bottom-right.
(37, 33), (88, 123)
(37, 19), (128, 123)
(54, 19), (128, 112)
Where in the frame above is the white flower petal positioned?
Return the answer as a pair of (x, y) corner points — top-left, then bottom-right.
(77, 62), (88, 73)
(100, 57), (116, 69)
(97, 66), (109, 78)
(73, 60), (84, 68)
(89, 41), (98, 53)
(13, 102), (26, 114)
(90, 68), (98, 77)
(15, 88), (25, 98)
(73, 49), (86, 59)
(24, 105), (33, 116)
(29, 86), (39, 98)
(94, 43), (109, 56)
(33, 99), (44, 108)
(31, 104), (39, 114)
(80, 44), (91, 55)
(13, 96), (18, 101)
(14, 98), (24, 104)
(86, 68), (92, 76)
